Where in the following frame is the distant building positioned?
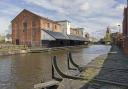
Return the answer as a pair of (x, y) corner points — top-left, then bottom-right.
(56, 20), (84, 37)
(11, 9), (87, 47)
(5, 34), (12, 43)
(89, 37), (98, 43)
(104, 27), (112, 45)
(56, 20), (88, 45)
(111, 32), (123, 47)
(84, 33), (90, 42)
(56, 20), (71, 35)
(111, 33), (118, 44)
(0, 35), (5, 43)
(70, 28), (84, 37)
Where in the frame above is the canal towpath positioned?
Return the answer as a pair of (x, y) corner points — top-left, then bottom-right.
(58, 45), (128, 89)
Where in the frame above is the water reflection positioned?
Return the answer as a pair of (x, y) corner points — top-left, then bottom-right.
(0, 45), (111, 89)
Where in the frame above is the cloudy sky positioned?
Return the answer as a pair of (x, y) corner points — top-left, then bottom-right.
(0, 0), (126, 38)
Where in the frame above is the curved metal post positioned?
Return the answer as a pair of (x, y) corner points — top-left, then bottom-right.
(68, 52), (85, 72)
(52, 56), (85, 80)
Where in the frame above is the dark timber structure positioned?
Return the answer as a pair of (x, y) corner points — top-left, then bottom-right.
(67, 52), (85, 72)
(52, 56), (85, 80)
(42, 30), (86, 47)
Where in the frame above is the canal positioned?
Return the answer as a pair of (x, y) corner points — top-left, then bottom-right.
(0, 45), (111, 89)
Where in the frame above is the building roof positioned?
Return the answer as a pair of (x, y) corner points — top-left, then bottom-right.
(68, 35), (85, 41)
(71, 27), (84, 30)
(56, 20), (71, 23)
(42, 29), (85, 41)
(11, 9), (60, 25)
(42, 29), (69, 40)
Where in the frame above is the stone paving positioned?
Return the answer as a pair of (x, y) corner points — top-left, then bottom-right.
(94, 46), (128, 86)
(58, 45), (128, 89)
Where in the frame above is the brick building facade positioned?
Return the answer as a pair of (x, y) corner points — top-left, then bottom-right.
(12, 9), (61, 46)
(122, 7), (128, 55)
(12, 9), (87, 47)
(70, 28), (83, 37)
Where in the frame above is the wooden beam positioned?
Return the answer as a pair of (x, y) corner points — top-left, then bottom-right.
(34, 80), (59, 89)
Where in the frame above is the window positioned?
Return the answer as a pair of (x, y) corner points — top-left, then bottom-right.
(55, 25), (57, 29)
(47, 23), (50, 28)
(32, 21), (36, 27)
(23, 22), (27, 32)
(13, 23), (17, 31)
(32, 30), (36, 36)
(23, 17), (28, 32)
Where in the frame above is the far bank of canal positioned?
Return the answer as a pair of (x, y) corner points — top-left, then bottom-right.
(0, 45), (111, 89)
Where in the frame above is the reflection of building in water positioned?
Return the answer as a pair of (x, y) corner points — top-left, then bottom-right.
(12, 9), (89, 47)
(11, 53), (52, 89)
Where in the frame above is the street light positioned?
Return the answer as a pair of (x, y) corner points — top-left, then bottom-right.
(118, 25), (121, 33)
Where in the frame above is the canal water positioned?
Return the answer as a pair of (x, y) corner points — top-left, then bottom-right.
(0, 45), (111, 89)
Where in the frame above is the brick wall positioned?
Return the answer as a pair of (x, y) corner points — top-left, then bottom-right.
(122, 7), (128, 55)
(123, 37), (128, 55)
(12, 10), (41, 46)
(12, 9), (61, 47)
(70, 28), (83, 36)
(40, 19), (61, 32)
(123, 8), (128, 36)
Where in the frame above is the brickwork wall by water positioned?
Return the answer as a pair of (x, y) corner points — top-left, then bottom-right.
(12, 10), (41, 46)
(12, 9), (61, 47)
(123, 37), (128, 55)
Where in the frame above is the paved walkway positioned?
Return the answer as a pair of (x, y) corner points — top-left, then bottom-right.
(58, 45), (128, 89)
(81, 45), (128, 89)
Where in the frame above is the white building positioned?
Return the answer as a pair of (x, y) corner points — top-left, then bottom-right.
(56, 20), (71, 35)
(5, 34), (12, 43)
(56, 20), (86, 37)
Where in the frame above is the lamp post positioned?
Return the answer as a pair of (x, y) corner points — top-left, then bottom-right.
(118, 25), (121, 33)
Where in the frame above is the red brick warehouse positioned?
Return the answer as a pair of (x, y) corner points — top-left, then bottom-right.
(11, 9), (87, 47)
(11, 9), (61, 47)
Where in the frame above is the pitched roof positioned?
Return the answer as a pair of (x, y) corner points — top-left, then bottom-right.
(56, 20), (71, 23)
(68, 35), (85, 41)
(11, 9), (60, 25)
(42, 29), (69, 40)
(42, 29), (86, 41)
